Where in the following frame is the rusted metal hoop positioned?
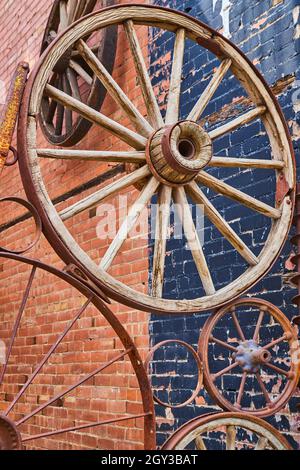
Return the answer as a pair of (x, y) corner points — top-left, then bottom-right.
(198, 298), (300, 418)
(145, 339), (203, 409)
(4, 147), (18, 167)
(0, 197), (42, 254)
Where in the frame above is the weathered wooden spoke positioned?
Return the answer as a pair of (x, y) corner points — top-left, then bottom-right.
(162, 412), (292, 450)
(209, 106), (266, 140)
(173, 187), (215, 296)
(37, 148), (146, 163)
(198, 299), (300, 417)
(209, 157), (285, 170)
(152, 185), (172, 298)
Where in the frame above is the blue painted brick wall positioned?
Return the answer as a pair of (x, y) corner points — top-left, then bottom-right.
(148, 0), (300, 449)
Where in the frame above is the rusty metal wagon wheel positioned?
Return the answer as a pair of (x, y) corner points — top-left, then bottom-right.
(161, 412), (292, 450)
(0, 253), (155, 450)
(198, 298), (300, 418)
(40, 0), (117, 147)
(18, 4), (295, 315)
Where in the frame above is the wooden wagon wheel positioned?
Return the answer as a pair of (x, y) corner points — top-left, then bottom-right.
(198, 298), (300, 418)
(18, 4), (295, 314)
(0, 253), (155, 450)
(39, 0), (117, 147)
(161, 412), (292, 450)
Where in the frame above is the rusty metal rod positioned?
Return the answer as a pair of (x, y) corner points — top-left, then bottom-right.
(255, 372), (272, 405)
(0, 266), (36, 385)
(16, 348), (133, 426)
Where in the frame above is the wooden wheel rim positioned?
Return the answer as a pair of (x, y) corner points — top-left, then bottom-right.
(198, 298), (300, 418)
(39, 0), (117, 147)
(18, 4), (295, 314)
(0, 252), (156, 450)
(161, 412), (292, 450)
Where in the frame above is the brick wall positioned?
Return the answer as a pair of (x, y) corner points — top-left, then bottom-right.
(149, 0), (300, 449)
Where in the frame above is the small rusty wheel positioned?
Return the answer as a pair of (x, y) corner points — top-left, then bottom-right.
(39, 0), (117, 146)
(18, 4), (295, 314)
(198, 298), (300, 418)
(0, 253), (155, 450)
(161, 412), (292, 450)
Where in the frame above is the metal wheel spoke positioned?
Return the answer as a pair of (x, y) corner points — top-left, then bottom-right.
(197, 171), (281, 219)
(76, 39), (154, 137)
(255, 437), (269, 450)
(59, 165), (151, 222)
(124, 20), (164, 129)
(16, 348), (133, 427)
(212, 361), (239, 381)
(37, 148), (146, 163)
(173, 187), (215, 296)
(255, 372), (271, 405)
(152, 185), (172, 298)
(253, 310), (265, 342)
(209, 106), (266, 140)
(22, 412), (151, 443)
(45, 84), (147, 150)
(209, 157), (285, 170)
(209, 335), (238, 353)
(187, 182), (259, 265)
(100, 177), (160, 272)
(0, 267), (37, 386)
(188, 59), (232, 122)
(5, 298), (93, 416)
(195, 435), (207, 450)
(165, 28), (186, 125)
(263, 362), (293, 378)
(226, 425), (236, 450)
(69, 59), (93, 86)
(236, 372), (247, 408)
(264, 334), (288, 350)
(231, 309), (246, 341)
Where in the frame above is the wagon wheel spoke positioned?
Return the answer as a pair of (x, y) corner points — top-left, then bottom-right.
(187, 181), (259, 266)
(124, 20), (164, 129)
(100, 177), (160, 272)
(235, 372), (247, 409)
(59, 0), (69, 30)
(262, 361), (293, 379)
(209, 157), (285, 170)
(0, 267), (37, 386)
(55, 77), (65, 135)
(264, 334), (290, 350)
(69, 59), (93, 86)
(66, 67), (81, 101)
(21, 412), (151, 443)
(72, 0), (92, 23)
(37, 148), (146, 164)
(76, 39), (154, 137)
(195, 435), (207, 450)
(253, 310), (265, 342)
(16, 348), (133, 427)
(62, 73), (73, 132)
(226, 425), (236, 450)
(255, 372), (272, 406)
(255, 437), (269, 450)
(188, 59), (232, 122)
(4, 298), (93, 416)
(209, 335), (238, 353)
(212, 361), (239, 381)
(231, 307), (246, 341)
(173, 186), (215, 296)
(196, 171), (281, 219)
(209, 106), (266, 141)
(67, 0), (78, 25)
(165, 28), (186, 125)
(59, 165), (151, 222)
(152, 185), (172, 298)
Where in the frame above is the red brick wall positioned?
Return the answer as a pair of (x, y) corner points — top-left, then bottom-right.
(0, 0), (152, 450)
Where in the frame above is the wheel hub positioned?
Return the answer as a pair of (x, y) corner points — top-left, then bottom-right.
(146, 121), (212, 186)
(234, 340), (271, 373)
(0, 415), (22, 450)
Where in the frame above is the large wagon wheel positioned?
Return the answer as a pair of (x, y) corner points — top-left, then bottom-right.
(161, 412), (292, 450)
(198, 298), (300, 418)
(40, 0), (117, 146)
(18, 5), (295, 314)
(0, 253), (155, 450)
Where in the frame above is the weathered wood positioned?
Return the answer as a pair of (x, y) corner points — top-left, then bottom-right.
(67, 0), (77, 25)
(66, 67), (81, 100)
(100, 177), (160, 271)
(165, 28), (185, 125)
(209, 106), (266, 140)
(196, 171), (281, 219)
(188, 59), (232, 122)
(124, 19), (164, 129)
(69, 59), (93, 86)
(173, 187), (215, 295)
(226, 425), (236, 451)
(209, 156), (285, 170)
(195, 435), (207, 450)
(76, 39), (153, 138)
(152, 185), (172, 298)
(59, 0), (69, 30)
(187, 181), (259, 265)
(255, 437), (269, 450)
(37, 148), (146, 163)
(45, 84), (147, 150)
(60, 165), (151, 221)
